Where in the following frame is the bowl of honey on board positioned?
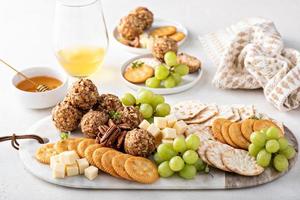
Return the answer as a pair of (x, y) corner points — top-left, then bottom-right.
(12, 67), (68, 109)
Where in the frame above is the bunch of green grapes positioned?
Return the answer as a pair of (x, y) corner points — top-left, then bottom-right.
(145, 51), (189, 88)
(154, 134), (207, 179)
(248, 126), (296, 172)
(121, 89), (171, 120)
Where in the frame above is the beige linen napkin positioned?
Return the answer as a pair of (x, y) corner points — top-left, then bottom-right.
(199, 17), (300, 111)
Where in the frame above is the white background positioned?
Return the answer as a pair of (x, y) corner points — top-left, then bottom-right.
(0, 0), (299, 199)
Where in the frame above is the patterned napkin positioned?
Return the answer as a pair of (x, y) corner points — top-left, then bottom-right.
(199, 18), (300, 111)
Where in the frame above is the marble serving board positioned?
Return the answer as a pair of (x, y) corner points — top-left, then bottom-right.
(19, 116), (298, 189)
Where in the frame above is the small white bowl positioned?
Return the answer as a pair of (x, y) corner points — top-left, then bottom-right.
(113, 18), (188, 54)
(11, 67), (68, 109)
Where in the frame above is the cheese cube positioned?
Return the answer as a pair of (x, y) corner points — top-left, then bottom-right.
(66, 164), (79, 177)
(50, 155), (60, 169)
(154, 117), (167, 129)
(173, 120), (188, 135)
(139, 119), (150, 130)
(147, 124), (160, 137)
(162, 139), (174, 144)
(166, 115), (177, 127)
(76, 158), (89, 174)
(84, 166), (98, 180)
(59, 150), (79, 165)
(52, 163), (65, 179)
(162, 128), (177, 139)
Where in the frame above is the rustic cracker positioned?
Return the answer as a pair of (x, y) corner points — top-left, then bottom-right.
(232, 105), (255, 120)
(222, 149), (264, 176)
(228, 122), (250, 149)
(112, 154), (133, 181)
(205, 142), (233, 171)
(125, 157), (159, 184)
(194, 127), (215, 144)
(169, 32), (186, 42)
(253, 119), (283, 136)
(229, 107), (241, 122)
(35, 143), (57, 164)
(198, 141), (215, 165)
(212, 118), (228, 143)
(101, 150), (122, 178)
(150, 26), (177, 37)
(185, 104), (218, 124)
(84, 144), (103, 165)
(241, 119), (256, 141)
(54, 138), (75, 153)
(92, 147), (112, 172)
(77, 139), (96, 158)
(221, 121), (239, 148)
(171, 101), (207, 120)
(68, 138), (84, 154)
(215, 105), (235, 119)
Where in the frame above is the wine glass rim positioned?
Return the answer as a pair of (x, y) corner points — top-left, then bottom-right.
(57, 0), (99, 7)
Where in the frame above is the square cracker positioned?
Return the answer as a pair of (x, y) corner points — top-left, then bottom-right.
(171, 101), (207, 120)
(185, 104), (218, 124)
(229, 107), (241, 122)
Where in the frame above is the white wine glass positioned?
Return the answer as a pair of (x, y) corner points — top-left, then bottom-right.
(53, 0), (108, 77)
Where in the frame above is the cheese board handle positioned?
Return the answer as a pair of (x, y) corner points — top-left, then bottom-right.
(0, 134), (48, 150)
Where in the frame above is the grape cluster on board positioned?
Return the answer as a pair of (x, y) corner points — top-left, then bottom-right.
(154, 134), (208, 179)
(121, 89), (171, 120)
(146, 51), (189, 88)
(248, 126), (296, 172)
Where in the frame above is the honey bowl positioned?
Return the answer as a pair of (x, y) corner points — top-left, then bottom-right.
(11, 67), (68, 109)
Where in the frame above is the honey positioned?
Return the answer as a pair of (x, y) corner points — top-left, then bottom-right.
(16, 76), (62, 92)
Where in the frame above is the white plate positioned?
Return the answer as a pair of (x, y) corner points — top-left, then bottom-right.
(121, 54), (203, 94)
(113, 18), (188, 54)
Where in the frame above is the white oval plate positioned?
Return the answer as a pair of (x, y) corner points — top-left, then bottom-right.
(121, 54), (203, 95)
(113, 18), (188, 55)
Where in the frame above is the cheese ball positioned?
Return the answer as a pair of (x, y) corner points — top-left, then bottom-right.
(52, 101), (82, 132)
(80, 110), (109, 138)
(97, 94), (123, 113)
(124, 128), (156, 157)
(66, 79), (99, 111)
(118, 14), (144, 40)
(152, 37), (178, 61)
(131, 7), (153, 30)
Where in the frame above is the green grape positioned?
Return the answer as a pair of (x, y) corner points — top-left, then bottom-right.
(136, 90), (154, 104)
(154, 152), (164, 164)
(250, 131), (266, 148)
(278, 137), (288, 151)
(145, 77), (161, 88)
(194, 158), (205, 171)
(163, 76), (176, 88)
(266, 126), (280, 140)
(155, 64), (169, 80)
(173, 136), (187, 153)
(185, 134), (200, 150)
(248, 143), (261, 157)
(265, 139), (280, 153)
(157, 143), (177, 161)
(139, 104), (153, 118)
(164, 51), (178, 66)
(280, 145), (296, 159)
(146, 117), (154, 124)
(183, 150), (199, 164)
(158, 161), (174, 177)
(137, 88), (147, 94)
(273, 154), (289, 172)
(155, 103), (171, 117)
(256, 149), (272, 167)
(179, 164), (197, 179)
(121, 93), (136, 106)
(171, 73), (182, 85)
(151, 94), (165, 109)
(174, 64), (189, 76)
(169, 156), (185, 171)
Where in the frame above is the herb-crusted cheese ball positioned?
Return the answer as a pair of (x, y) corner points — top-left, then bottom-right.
(152, 37), (178, 61)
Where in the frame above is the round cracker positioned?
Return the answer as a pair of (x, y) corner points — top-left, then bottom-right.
(77, 139), (95, 158)
(84, 144), (103, 165)
(253, 119), (283, 136)
(228, 122), (250, 149)
(212, 118), (229, 143)
(112, 154), (133, 181)
(198, 141), (215, 165)
(54, 138), (75, 153)
(125, 157), (159, 184)
(205, 142), (233, 171)
(171, 101), (207, 120)
(101, 150), (122, 178)
(68, 138), (84, 154)
(92, 147), (112, 172)
(35, 143), (57, 164)
(221, 121), (239, 148)
(241, 119), (256, 141)
(222, 149), (264, 176)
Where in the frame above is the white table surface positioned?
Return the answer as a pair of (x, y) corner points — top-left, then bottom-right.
(0, 0), (299, 199)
